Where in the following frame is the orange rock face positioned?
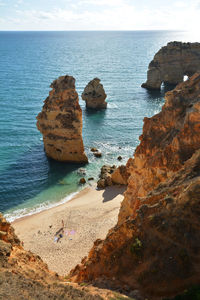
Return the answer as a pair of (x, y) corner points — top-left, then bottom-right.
(111, 165), (129, 185)
(36, 75), (88, 163)
(142, 41), (200, 90)
(70, 73), (200, 298)
(82, 78), (107, 109)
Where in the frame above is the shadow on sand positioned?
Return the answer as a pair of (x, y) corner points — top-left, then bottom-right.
(102, 186), (126, 203)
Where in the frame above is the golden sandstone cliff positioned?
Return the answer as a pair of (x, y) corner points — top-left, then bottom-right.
(70, 73), (200, 299)
(142, 41), (200, 90)
(36, 75), (88, 163)
(97, 165), (129, 189)
(82, 78), (107, 109)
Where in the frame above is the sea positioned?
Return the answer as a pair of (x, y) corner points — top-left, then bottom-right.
(0, 30), (198, 221)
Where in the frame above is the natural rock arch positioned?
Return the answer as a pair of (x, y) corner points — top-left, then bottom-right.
(142, 41), (200, 90)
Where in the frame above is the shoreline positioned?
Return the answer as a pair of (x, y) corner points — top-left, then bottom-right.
(12, 187), (90, 225)
(12, 185), (126, 275)
(6, 181), (96, 223)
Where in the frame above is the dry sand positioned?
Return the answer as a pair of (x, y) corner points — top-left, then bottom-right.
(12, 186), (125, 276)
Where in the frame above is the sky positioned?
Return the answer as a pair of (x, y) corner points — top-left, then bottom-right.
(0, 0), (200, 31)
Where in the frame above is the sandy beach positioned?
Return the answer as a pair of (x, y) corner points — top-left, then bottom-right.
(12, 186), (125, 276)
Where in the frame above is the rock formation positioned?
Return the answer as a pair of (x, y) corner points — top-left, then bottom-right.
(97, 165), (129, 189)
(97, 165), (116, 188)
(36, 75), (88, 163)
(142, 41), (200, 90)
(70, 73), (200, 299)
(82, 78), (107, 109)
(111, 165), (129, 185)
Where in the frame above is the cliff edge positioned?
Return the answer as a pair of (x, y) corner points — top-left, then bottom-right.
(70, 73), (200, 299)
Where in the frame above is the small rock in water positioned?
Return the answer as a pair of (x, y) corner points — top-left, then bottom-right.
(117, 156), (122, 161)
(77, 168), (86, 175)
(90, 147), (98, 152)
(79, 177), (86, 184)
(94, 151), (102, 158)
(88, 177), (94, 181)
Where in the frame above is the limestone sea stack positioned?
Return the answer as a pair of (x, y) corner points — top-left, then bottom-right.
(70, 73), (200, 299)
(142, 41), (200, 90)
(36, 75), (88, 163)
(82, 78), (107, 109)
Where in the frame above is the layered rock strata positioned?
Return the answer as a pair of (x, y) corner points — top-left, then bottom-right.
(70, 73), (200, 298)
(142, 41), (200, 90)
(37, 75), (88, 163)
(82, 78), (107, 109)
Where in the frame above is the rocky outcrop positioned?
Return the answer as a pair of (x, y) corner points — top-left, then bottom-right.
(82, 78), (107, 109)
(70, 73), (200, 299)
(111, 165), (129, 185)
(97, 165), (116, 188)
(36, 75), (88, 163)
(142, 41), (200, 90)
(121, 71), (200, 223)
(97, 165), (129, 189)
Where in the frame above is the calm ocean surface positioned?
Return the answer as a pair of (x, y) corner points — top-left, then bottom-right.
(0, 31), (197, 221)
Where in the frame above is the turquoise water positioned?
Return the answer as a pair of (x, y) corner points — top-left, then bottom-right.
(0, 31), (197, 221)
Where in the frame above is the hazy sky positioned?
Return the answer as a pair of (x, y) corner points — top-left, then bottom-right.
(0, 0), (199, 31)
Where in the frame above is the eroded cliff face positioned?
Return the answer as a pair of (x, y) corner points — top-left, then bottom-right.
(142, 41), (200, 90)
(70, 73), (200, 298)
(37, 75), (88, 163)
(121, 72), (200, 223)
(82, 78), (107, 109)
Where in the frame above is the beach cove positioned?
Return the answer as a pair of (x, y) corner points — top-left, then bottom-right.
(12, 186), (125, 275)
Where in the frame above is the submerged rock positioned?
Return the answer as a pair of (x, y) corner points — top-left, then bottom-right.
(94, 151), (102, 158)
(90, 147), (98, 152)
(36, 75), (88, 163)
(79, 177), (86, 184)
(142, 41), (200, 90)
(82, 78), (107, 109)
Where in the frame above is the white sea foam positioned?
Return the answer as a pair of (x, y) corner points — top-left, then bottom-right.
(5, 191), (79, 223)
